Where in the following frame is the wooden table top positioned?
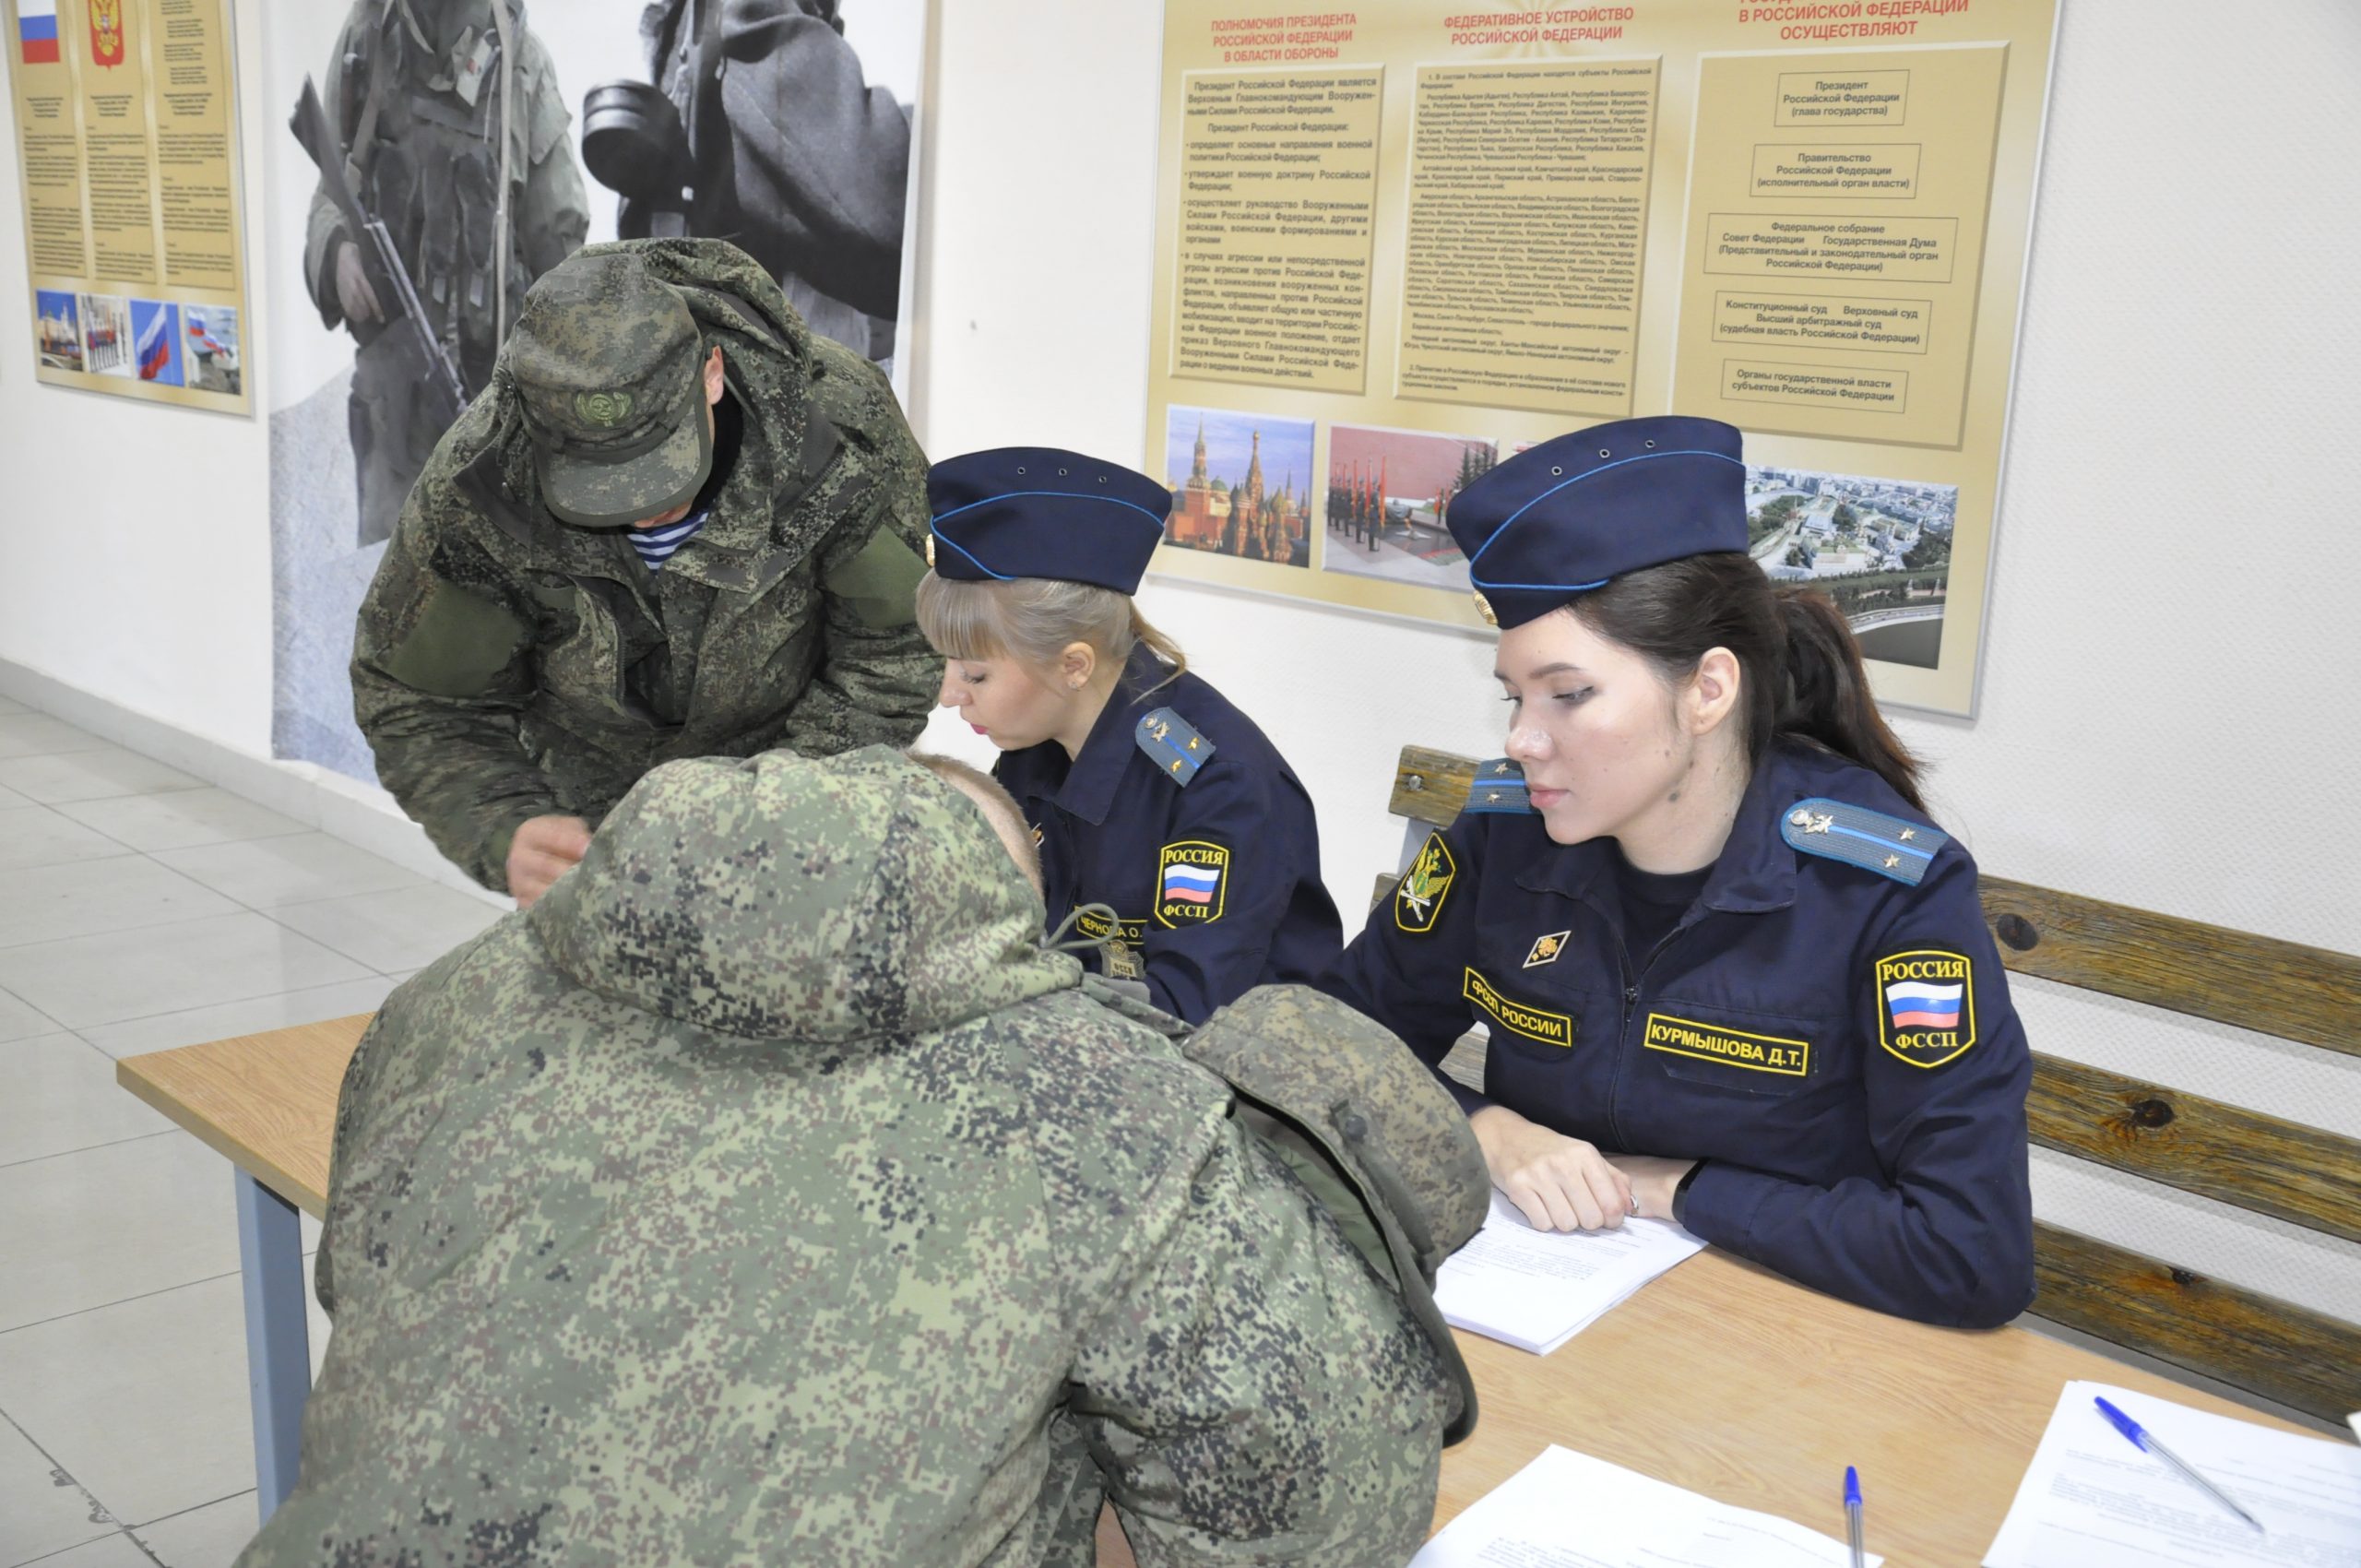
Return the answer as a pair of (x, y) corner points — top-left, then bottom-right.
(117, 1015), (2319, 1565)
(116, 1013), (370, 1219)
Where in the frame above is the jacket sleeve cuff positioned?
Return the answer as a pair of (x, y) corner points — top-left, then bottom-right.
(1672, 1160), (1775, 1246)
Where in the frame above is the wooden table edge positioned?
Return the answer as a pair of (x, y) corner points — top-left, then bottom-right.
(113, 1016), (374, 1220)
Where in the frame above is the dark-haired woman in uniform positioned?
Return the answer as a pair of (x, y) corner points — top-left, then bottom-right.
(1320, 416), (2033, 1327)
(915, 446), (1342, 1025)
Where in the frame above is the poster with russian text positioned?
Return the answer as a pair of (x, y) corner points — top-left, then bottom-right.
(4, 0), (250, 412)
(1145, 0), (2058, 715)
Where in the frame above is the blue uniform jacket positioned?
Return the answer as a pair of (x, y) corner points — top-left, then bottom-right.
(995, 646), (1343, 1025)
(1320, 741), (2035, 1328)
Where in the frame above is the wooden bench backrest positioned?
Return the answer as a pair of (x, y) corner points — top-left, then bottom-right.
(1379, 744), (2361, 1423)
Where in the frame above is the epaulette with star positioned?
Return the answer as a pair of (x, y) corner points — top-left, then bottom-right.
(1780, 796), (1950, 885)
(1463, 758), (1537, 814)
(1136, 707), (1214, 786)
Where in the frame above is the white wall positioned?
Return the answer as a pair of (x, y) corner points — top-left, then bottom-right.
(914, 0), (2361, 1327)
(0, 0), (2355, 1329)
(0, 0), (278, 755)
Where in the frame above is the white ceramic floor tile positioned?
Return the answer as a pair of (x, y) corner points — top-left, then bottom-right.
(0, 694), (27, 716)
(0, 913), (373, 1030)
(76, 975), (399, 1060)
(0, 1134), (240, 1332)
(54, 790), (306, 854)
(0, 1264), (333, 1530)
(270, 884), (505, 974)
(0, 988), (59, 1046)
(153, 834), (424, 910)
(0, 857), (241, 950)
(0, 1413), (118, 1565)
(129, 1493), (261, 1565)
(0, 806), (138, 874)
(0, 782), (31, 812)
(0, 716), (110, 760)
(0, 1034), (172, 1167)
(0, 748), (203, 805)
(20, 1530), (153, 1566)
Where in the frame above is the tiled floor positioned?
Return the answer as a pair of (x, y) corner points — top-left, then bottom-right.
(0, 704), (503, 1567)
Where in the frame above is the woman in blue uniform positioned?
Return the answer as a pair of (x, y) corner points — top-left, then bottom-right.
(915, 446), (1342, 1025)
(1321, 415), (2034, 1328)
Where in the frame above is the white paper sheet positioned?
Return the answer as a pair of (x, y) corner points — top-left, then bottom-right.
(1984, 1381), (2361, 1566)
(1433, 1190), (1706, 1354)
(1412, 1443), (1883, 1568)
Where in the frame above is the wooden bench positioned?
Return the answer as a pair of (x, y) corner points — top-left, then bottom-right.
(1379, 743), (2361, 1424)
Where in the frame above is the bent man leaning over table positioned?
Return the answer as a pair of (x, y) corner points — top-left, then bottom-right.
(236, 745), (1486, 1568)
(351, 238), (937, 907)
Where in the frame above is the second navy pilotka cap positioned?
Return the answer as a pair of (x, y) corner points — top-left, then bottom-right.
(926, 447), (1173, 593)
(1447, 416), (1750, 628)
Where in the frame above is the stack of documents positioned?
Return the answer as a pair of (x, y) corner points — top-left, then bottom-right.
(1434, 1190), (1706, 1354)
(1413, 1444), (1882, 1567)
(1985, 1381), (2361, 1565)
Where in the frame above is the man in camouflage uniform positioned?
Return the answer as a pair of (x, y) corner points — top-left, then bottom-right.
(351, 238), (937, 903)
(233, 744), (1486, 1567)
(610, 0), (908, 360)
(306, 0), (589, 548)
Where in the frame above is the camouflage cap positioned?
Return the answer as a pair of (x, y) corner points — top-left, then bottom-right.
(503, 249), (713, 528)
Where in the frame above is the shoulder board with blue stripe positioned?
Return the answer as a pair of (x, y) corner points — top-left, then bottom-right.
(1136, 707), (1214, 786)
(1463, 758), (1537, 815)
(1780, 797), (1949, 885)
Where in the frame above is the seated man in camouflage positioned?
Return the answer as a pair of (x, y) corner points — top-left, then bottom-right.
(237, 745), (1486, 1567)
(352, 238), (937, 906)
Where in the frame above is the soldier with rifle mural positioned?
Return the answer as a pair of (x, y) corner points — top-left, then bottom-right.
(294, 0), (588, 549)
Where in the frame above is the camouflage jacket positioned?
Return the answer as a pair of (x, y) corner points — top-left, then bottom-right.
(236, 746), (1480, 1568)
(350, 239), (937, 891)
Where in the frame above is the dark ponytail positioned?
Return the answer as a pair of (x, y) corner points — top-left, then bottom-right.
(1568, 553), (1924, 811)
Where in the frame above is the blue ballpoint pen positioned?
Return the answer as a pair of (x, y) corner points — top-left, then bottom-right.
(2092, 1396), (2265, 1534)
(1844, 1466), (1866, 1568)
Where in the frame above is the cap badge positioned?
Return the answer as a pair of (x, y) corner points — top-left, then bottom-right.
(923, 533), (935, 567)
(574, 390), (634, 427)
(1471, 588), (1498, 627)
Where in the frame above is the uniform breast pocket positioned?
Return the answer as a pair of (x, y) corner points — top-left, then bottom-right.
(1636, 1004), (1828, 1100)
(1465, 923), (1601, 1068)
(538, 595), (630, 717)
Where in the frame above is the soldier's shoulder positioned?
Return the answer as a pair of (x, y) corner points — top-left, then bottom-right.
(396, 396), (536, 552)
(808, 339), (914, 448)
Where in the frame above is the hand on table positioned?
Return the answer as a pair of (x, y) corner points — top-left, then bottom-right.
(1470, 1104), (1633, 1231)
(506, 814), (590, 909)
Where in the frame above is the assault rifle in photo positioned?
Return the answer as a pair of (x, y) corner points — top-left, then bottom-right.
(290, 75), (467, 424)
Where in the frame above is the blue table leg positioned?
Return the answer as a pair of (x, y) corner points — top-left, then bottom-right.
(235, 1170), (311, 1525)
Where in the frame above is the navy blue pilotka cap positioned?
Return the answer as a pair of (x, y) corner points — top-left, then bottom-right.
(925, 446), (1174, 593)
(1448, 416), (1749, 629)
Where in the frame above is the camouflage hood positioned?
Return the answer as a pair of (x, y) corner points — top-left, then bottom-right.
(1180, 987), (1490, 1444)
(528, 747), (1078, 1042)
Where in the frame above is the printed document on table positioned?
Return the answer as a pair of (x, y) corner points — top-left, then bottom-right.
(1985, 1380), (2361, 1566)
(1433, 1191), (1705, 1354)
(1412, 1443), (1883, 1567)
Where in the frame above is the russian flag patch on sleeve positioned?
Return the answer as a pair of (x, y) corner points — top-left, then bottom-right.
(1156, 840), (1228, 927)
(1875, 949), (1975, 1067)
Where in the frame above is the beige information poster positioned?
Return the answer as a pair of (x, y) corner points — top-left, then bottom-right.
(1145, 1), (2060, 716)
(5, 0), (250, 412)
